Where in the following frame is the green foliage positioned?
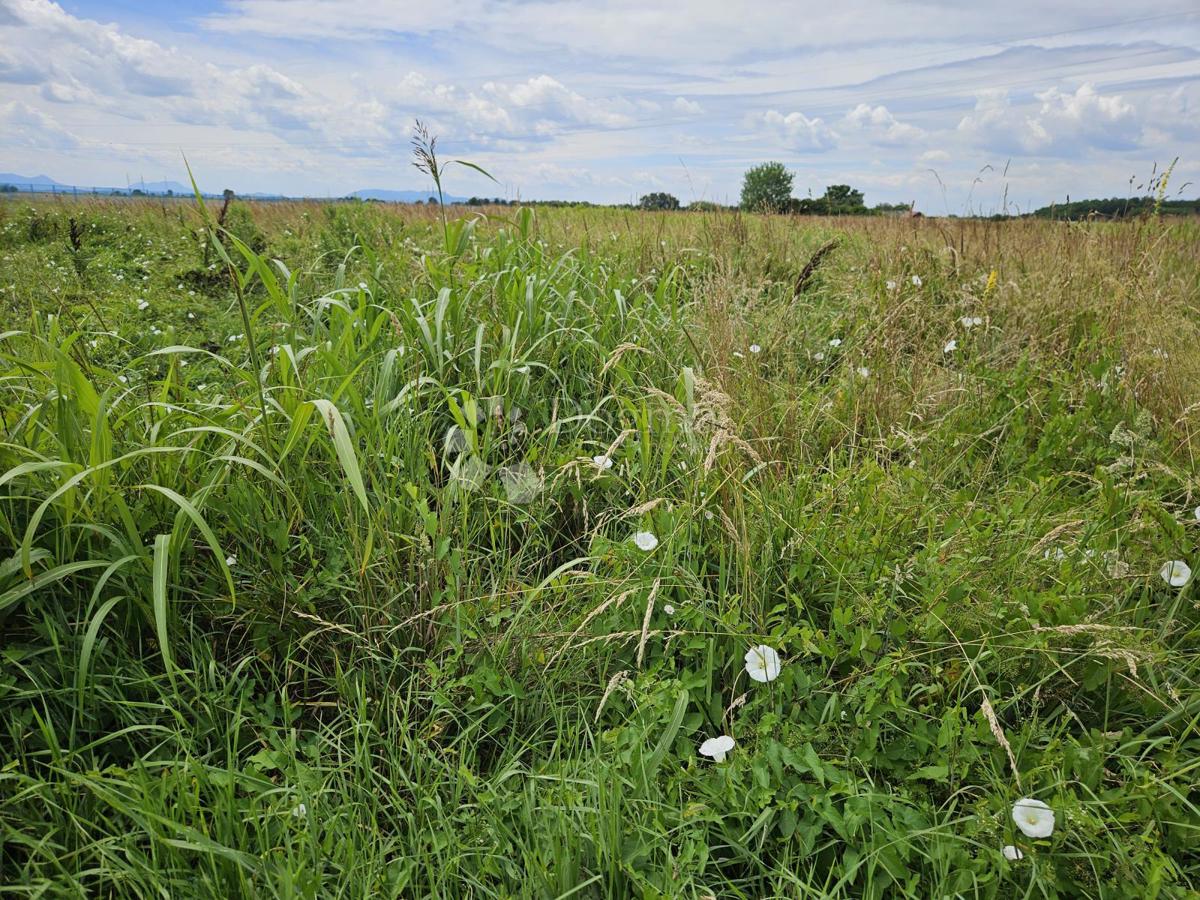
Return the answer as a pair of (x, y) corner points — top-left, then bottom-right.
(638, 192), (680, 211)
(740, 161), (794, 213)
(1, 195), (1199, 897)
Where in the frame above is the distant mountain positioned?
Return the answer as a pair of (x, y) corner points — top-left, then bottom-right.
(350, 188), (467, 204)
(0, 172), (61, 186)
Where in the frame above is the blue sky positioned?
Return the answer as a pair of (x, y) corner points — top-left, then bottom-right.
(2, 0), (1199, 210)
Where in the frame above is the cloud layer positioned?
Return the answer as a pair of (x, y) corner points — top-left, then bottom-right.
(0, 0), (1197, 210)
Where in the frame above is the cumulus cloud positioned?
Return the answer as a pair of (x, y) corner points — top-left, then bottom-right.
(673, 96), (703, 115)
(958, 83), (1142, 155)
(0, 100), (79, 149)
(760, 109), (836, 151)
(842, 104), (923, 144)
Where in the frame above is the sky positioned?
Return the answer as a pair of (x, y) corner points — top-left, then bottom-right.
(1, 0), (1199, 211)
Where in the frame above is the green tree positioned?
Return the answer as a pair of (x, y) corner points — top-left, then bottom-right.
(822, 184), (865, 213)
(740, 162), (793, 213)
(638, 192), (680, 211)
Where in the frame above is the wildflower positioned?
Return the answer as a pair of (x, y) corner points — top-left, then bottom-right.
(358, 281), (368, 290)
(886, 280), (896, 290)
(633, 531), (658, 552)
(1012, 798), (1054, 838)
(1194, 506), (1200, 522)
(226, 555), (237, 567)
(911, 274), (922, 287)
(943, 339), (957, 354)
(664, 604), (675, 615)
(291, 802), (307, 818)
(1002, 845), (1024, 860)
(117, 375), (128, 383)
(732, 350), (745, 359)
(1160, 560), (1192, 587)
(960, 315), (983, 328)
(744, 645), (781, 683)
(187, 312), (195, 319)
(749, 344), (762, 354)
(137, 300), (149, 311)
(592, 454), (614, 470)
(828, 338), (842, 348)
(856, 366), (870, 378)
(1043, 547), (1065, 561)
(699, 735), (735, 762)
(813, 351), (826, 361)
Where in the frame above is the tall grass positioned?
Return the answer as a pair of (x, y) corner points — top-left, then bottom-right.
(1, 194), (1198, 897)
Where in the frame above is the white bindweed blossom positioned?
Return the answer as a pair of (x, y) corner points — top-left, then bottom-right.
(886, 280), (897, 290)
(291, 802), (307, 818)
(1160, 560), (1192, 587)
(749, 344), (762, 354)
(664, 604), (675, 615)
(744, 645), (782, 683)
(137, 300), (150, 311)
(911, 275), (922, 287)
(1002, 844), (1024, 860)
(961, 316), (983, 328)
(1012, 798), (1055, 838)
(1194, 505), (1200, 522)
(813, 351), (826, 362)
(699, 734), (735, 762)
(633, 531), (659, 552)
(592, 454), (614, 470)
(943, 339), (957, 354)
(828, 338), (842, 348)
(856, 366), (870, 378)
(225, 555), (237, 566)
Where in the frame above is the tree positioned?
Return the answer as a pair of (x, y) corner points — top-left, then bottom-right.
(638, 192), (680, 211)
(822, 184), (865, 213)
(740, 162), (793, 213)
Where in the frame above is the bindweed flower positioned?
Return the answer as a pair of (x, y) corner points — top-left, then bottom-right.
(856, 366), (870, 378)
(1160, 560), (1192, 587)
(664, 604), (675, 615)
(633, 531), (658, 552)
(291, 802), (307, 818)
(137, 300), (149, 311)
(813, 351), (826, 362)
(886, 280), (896, 290)
(749, 344), (762, 354)
(911, 274), (922, 287)
(744, 645), (782, 683)
(961, 315), (983, 328)
(226, 555), (236, 566)
(1002, 844), (1024, 860)
(1012, 798), (1055, 838)
(592, 454), (614, 470)
(828, 338), (842, 348)
(1194, 506), (1200, 522)
(943, 339), (957, 354)
(699, 734), (735, 762)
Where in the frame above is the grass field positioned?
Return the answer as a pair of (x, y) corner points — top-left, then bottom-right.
(1, 194), (1199, 898)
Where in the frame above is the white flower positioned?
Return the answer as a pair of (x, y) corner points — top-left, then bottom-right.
(732, 350), (745, 359)
(749, 344), (762, 354)
(699, 734), (735, 762)
(117, 375), (128, 383)
(744, 645), (782, 683)
(1043, 547), (1065, 561)
(1160, 560), (1192, 587)
(187, 312), (195, 319)
(1011, 798), (1055, 838)
(137, 300), (150, 311)
(664, 604), (675, 615)
(886, 280), (896, 290)
(911, 274), (922, 287)
(828, 338), (842, 348)
(813, 351), (825, 362)
(1002, 844), (1024, 860)
(856, 366), (870, 378)
(943, 339), (957, 354)
(961, 315), (983, 328)
(592, 454), (614, 470)
(291, 802), (307, 818)
(358, 281), (368, 290)
(1194, 506), (1200, 522)
(225, 555), (237, 567)
(633, 531), (658, 552)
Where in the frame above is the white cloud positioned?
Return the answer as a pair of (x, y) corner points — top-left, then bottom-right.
(843, 104), (923, 144)
(958, 84), (1142, 155)
(760, 109), (837, 151)
(673, 96), (703, 115)
(0, 100), (79, 149)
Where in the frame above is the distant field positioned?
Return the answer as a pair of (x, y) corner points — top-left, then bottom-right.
(1, 196), (1199, 897)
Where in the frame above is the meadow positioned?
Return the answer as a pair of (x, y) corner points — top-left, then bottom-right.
(1, 193), (1198, 898)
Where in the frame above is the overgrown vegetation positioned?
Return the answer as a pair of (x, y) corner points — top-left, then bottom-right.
(1, 193), (1199, 897)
